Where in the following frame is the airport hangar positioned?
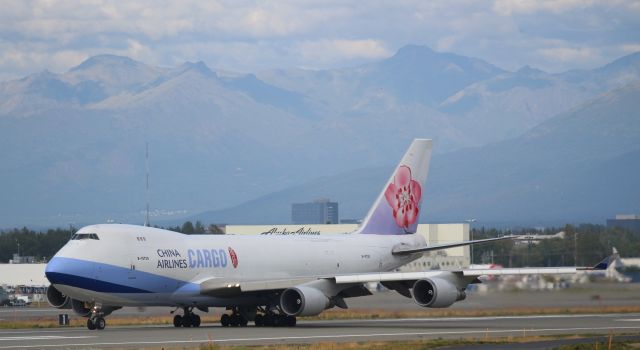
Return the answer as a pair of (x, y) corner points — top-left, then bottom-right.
(0, 223), (470, 298)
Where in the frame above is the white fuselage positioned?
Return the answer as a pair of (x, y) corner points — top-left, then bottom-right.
(47, 224), (423, 307)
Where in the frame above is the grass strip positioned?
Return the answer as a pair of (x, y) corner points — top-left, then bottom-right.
(187, 334), (640, 350)
(3, 305), (640, 329)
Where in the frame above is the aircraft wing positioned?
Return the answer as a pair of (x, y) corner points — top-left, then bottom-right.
(200, 250), (614, 296)
(335, 252), (613, 284)
(199, 267), (573, 297)
(392, 236), (516, 255)
(333, 267), (576, 284)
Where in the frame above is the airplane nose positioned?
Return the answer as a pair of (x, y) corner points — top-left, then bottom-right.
(45, 256), (68, 285)
(46, 255), (97, 292)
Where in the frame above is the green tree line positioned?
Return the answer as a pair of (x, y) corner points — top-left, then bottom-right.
(470, 224), (640, 267)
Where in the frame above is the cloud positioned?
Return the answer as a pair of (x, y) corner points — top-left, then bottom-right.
(621, 44), (640, 54)
(493, 0), (597, 15)
(537, 46), (600, 63)
(0, 1), (638, 79)
(296, 39), (391, 65)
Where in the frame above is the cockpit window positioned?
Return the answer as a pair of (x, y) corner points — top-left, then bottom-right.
(71, 233), (100, 240)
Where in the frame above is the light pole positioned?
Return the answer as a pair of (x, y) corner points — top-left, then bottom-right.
(574, 231), (578, 266)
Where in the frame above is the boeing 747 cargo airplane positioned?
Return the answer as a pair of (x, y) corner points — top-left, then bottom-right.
(45, 139), (610, 330)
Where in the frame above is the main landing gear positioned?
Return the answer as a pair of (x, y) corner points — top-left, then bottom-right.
(254, 312), (296, 327)
(219, 307), (249, 327)
(219, 306), (296, 327)
(173, 307), (201, 327)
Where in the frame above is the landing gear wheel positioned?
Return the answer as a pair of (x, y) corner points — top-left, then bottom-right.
(87, 318), (96, 330)
(256, 313), (297, 327)
(254, 314), (264, 327)
(193, 314), (201, 327)
(181, 315), (192, 327)
(177, 307), (201, 328)
(220, 313), (230, 327)
(264, 314), (274, 327)
(173, 315), (183, 327)
(95, 317), (106, 330)
(230, 314), (240, 327)
(239, 315), (248, 327)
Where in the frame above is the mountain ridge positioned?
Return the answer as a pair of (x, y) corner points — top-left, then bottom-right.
(0, 45), (639, 227)
(190, 82), (640, 226)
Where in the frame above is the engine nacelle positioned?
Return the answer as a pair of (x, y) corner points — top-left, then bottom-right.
(46, 285), (71, 309)
(71, 299), (92, 317)
(412, 278), (466, 308)
(280, 286), (330, 316)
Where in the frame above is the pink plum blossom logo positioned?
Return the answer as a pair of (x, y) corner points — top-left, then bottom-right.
(228, 247), (238, 268)
(384, 165), (422, 229)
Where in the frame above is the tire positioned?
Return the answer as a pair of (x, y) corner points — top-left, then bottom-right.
(230, 314), (240, 327)
(182, 315), (192, 327)
(239, 316), (248, 327)
(87, 318), (96, 330)
(193, 314), (201, 327)
(286, 316), (296, 327)
(95, 317), (106, 330)
(254, 314), (263, 327)
(173, 315), (182, 327)
(220, 314), (230, 327)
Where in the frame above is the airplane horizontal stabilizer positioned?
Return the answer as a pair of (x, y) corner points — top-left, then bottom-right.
(391, 236), (516, 255)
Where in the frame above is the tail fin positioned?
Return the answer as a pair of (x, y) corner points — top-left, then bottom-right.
(583, 247), (620, 271)
(356, 139), (432, 235)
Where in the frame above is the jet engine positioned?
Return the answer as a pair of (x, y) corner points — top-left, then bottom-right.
(280, 286), (330, 316)
(71, 299), (92, 317)
(412, 278), (466, 308)
(46, 285), (71, 309)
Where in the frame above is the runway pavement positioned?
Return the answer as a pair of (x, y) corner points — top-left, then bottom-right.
(3, 284), (640, 349)
(2, 313), (640, 349)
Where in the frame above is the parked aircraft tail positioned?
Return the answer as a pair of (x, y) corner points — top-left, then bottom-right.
(579, 247), (620, 271)
(356, 139), (432, 235)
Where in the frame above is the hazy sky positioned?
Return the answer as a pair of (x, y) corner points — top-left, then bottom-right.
(2, 0), (639, 81)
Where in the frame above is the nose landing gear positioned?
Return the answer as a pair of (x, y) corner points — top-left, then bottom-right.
(86, 307), (107, 330)
(86, 316), (106, 330)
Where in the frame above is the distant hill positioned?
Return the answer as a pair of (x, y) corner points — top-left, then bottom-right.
(0, 45), (639, 227)
(191, 82), (640, 226)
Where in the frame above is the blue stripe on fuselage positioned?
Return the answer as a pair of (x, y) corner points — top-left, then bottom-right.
(45, 257), (195, 294)
(46, 272), (152, 293)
